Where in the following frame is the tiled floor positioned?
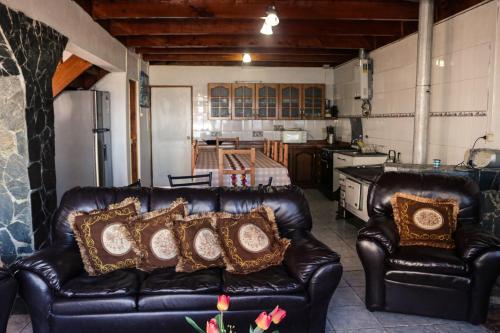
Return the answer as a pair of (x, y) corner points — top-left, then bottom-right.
(5, 189), (495, 333)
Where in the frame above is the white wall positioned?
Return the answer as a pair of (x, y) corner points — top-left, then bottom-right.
(0, 0), (127, 72)
(333, 0), (499, 164)
(149, 66), (336, 141)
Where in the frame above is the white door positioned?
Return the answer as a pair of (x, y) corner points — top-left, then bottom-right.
(151, 87), (192, 186)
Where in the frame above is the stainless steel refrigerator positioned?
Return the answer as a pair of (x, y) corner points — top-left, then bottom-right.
(54, 91), (113, 202)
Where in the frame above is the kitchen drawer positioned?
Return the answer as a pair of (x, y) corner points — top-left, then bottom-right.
(334, 153), (354, 167)
(345, 178), (362, 210)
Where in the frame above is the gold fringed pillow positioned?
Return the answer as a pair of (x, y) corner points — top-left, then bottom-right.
(69, 197), (141, 276)
(173, 213), (225, 273)
(390, 192), (459, 249)
(128, 198), (188, 272)
(215, 206), (291, 274)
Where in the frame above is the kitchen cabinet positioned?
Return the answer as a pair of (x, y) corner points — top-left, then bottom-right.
(256, 83), (279, 119)
(232, 83), (255, 119)
(208, 83), (231, 119)
(302, 84), (325, 119)
(288, 145), (323, 188)
(279, 84), (302, 120)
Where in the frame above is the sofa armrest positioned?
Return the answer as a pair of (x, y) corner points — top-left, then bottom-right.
(13, 246), (83, 291)
(284, 230), (340, 284)
(358, 215), (400, 255)
(454, 225), (500, 262)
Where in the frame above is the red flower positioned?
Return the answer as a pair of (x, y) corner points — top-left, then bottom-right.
(206, 318), (219, 333)
(255, 312), (272, 330)
(270, 306), (286, 324)
(217, 295), (230, 311)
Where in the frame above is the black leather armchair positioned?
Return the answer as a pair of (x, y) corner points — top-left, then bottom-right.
(357, 172), (500, 324)
(0, 265), (18, 333)
(14, 186), (342, 333)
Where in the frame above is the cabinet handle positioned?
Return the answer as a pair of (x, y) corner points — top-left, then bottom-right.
(337, 157), (347, 161)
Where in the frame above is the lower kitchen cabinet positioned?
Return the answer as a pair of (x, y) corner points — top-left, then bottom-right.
(288, 146), (322, 188)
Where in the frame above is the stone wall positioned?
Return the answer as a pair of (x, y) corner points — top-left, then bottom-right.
(0, 4), (67, 263)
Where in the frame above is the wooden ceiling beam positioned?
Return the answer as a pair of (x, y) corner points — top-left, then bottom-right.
(124, 35), (393, 50)
(134, 47), (359, 56)
(142, 53), (355, 63)
(149, 61), (340, 67)
(109, 19), (417, 37)
(92, 1), (419, 21)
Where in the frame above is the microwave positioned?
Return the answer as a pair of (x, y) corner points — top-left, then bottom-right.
(282, 130), (308, 143)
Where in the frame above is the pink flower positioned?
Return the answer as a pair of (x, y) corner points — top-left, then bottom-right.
(217, 295), (230, 311)
(270, 306), (286, 324)
(255, 312), (272, 330)
(206, 318), (219, 333)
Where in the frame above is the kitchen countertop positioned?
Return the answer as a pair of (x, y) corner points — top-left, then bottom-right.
(338, 165), (385, 183)
(336, 151), (388, 157)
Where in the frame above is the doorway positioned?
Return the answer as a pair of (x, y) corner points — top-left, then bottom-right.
(129, 80), (139, 183)
(151, 86), (192, 187)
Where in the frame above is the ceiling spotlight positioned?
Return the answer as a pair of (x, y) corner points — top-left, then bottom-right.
(264, 5), (279, 27)
(242, 53), (252, 63)
(260, 22), (273, 35)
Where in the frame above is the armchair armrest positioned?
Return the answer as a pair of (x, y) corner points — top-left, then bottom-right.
(284, 230), (340, 284)
(358, 215), (400, 255)
(454, 225), (500, 262)
(13, 246), (83, 290)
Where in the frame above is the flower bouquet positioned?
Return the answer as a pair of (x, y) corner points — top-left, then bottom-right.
(186, 295), (286, 333)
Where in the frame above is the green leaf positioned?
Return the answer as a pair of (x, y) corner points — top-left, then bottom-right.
(272, 331), (279, 333)
(215, 313), (224, 333)
(249, 324), (254, 333)
(185, 317), (205, 333)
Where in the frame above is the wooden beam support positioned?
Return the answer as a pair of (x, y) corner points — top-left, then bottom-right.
(149, 61), (340, 67)
(109, 19), (418, 37)
(135, 47), (359, 56)
(143, 53), (355, 63)
(124, 35), (392, 50)
(52, 55), (92, 97)
(92, 1), (419, 21)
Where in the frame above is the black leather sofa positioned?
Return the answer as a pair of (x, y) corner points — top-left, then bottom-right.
(357, 172), (500, 324)
(0, 266), (18, 333)
(14, 186), (342, 333)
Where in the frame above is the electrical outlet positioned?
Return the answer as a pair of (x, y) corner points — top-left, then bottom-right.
(486, 133), (494, 142)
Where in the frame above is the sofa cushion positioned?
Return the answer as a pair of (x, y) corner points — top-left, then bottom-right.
(52, 297), (136, 315)
(386, 246), (469, 276)
(59, 269), (141, 298)
(385, 270), (471, 291)
(223, 265), (303, 295)
(140, 267), (222, 295)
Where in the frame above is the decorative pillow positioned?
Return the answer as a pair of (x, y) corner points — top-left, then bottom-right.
(128, 198), (188, 272)
(215, 206), (291, 274)
(69, 197), (141, 276)
(390, 192), (459, 249)
(173, 213), (224, 272)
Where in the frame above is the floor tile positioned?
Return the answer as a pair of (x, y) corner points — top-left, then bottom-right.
(352, 286), (366, 303)
(334, 329), (386, 333)
(372, 311), (450, 327)
(343, 270), (365, 287)
(330, 287), (364, 307)
(6, 315), (30, 333)
(328, 306), (382, 330)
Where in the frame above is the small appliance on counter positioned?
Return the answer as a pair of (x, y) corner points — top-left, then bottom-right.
(326, 126), (335, 144)
(465, 149), (500, 168)
(282, 130), (308, 143)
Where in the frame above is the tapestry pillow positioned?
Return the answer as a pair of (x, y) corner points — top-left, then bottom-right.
(390, 192), (459, 249)
(128, 198), (188, 272)
(480, 190), (500, 237)
(215, 206), (291, 274)
(173, 213), (224, 272)
(69, 197), (141, 276)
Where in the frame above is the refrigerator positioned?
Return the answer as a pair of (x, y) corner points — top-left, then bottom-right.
(54, 91), (113, 202)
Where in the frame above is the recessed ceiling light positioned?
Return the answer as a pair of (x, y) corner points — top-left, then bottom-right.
(260, 22), (273, 35)
(242, 53), (252, 63)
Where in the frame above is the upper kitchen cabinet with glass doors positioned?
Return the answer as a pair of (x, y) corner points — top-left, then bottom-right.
(208, 83), (231, 119)
(256, 84), (279, 119)
(232, 83), (255, 119)
(302, 84), (325, 119)
(279, 84), (302, 120)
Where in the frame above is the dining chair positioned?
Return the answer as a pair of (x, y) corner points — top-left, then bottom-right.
(218, 148), (255, 187)
(263, 139), (271, 156)
(216, 137), (240, 149)
(279, 143), (289, 168)
(168, 172), (212, 187)
(191, 141), (199, 175)
(271, 140), (280, 162)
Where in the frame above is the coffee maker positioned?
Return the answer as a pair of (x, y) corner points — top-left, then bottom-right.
(326, 126), (335, 144)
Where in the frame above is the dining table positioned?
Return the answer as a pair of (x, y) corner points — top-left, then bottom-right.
(194, 149), (291, 187)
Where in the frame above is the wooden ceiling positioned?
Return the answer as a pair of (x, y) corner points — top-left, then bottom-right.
(75, 0), (486, 67)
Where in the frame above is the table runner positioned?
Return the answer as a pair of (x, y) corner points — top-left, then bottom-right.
(194, 150), (291, 186)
